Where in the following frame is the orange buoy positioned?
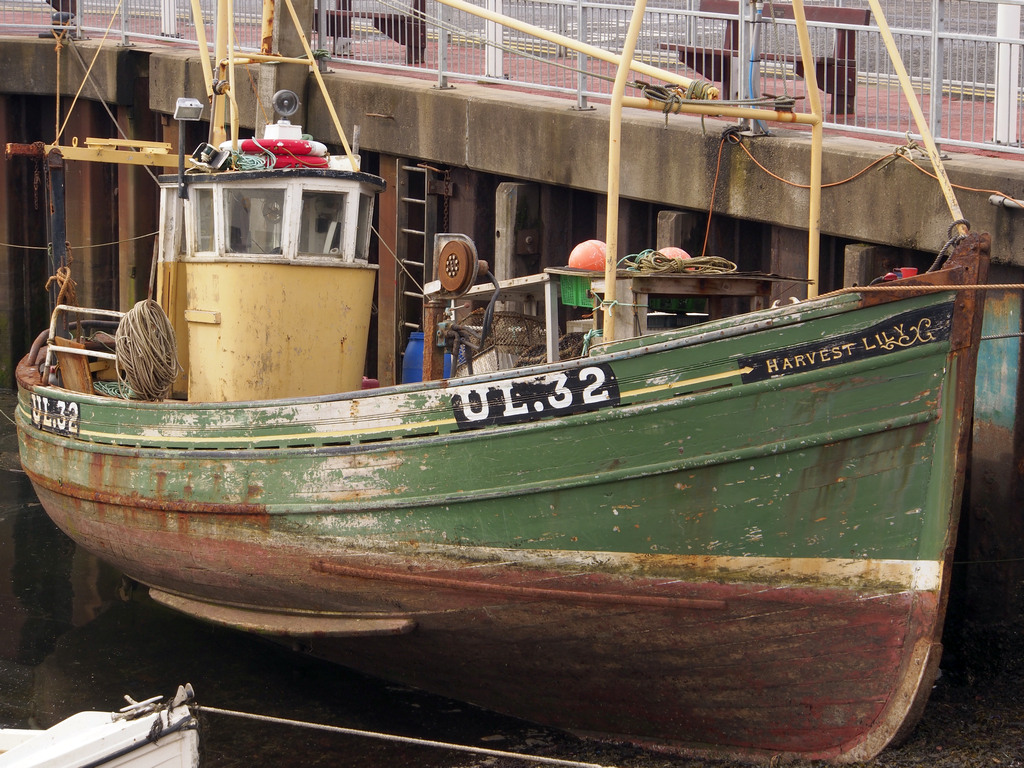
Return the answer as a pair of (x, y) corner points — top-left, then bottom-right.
(568, 240), (607, 271)
(658, 246), (691, 260)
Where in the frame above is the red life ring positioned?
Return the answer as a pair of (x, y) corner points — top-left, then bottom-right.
(229, 138), (329, 156)
(267, 154), (330, 169)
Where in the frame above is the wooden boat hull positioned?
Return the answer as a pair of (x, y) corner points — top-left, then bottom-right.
(15, 235), (989, 762)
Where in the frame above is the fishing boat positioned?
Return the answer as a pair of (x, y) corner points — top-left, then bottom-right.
(9, 0), (991, 761)
(0, 685), (198, 768)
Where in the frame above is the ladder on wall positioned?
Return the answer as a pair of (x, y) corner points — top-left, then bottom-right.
(376, 159), (440, 385)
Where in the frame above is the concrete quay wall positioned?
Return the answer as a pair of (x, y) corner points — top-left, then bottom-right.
(2, 38), (1021, 262)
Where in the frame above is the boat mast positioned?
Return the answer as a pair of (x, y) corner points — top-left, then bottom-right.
(601, 0), (649, 342)
(792, 0), (823, 299)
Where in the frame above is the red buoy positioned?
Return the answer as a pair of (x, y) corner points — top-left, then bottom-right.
(658, 246), (691, 260)
(568, 240), (607, 271)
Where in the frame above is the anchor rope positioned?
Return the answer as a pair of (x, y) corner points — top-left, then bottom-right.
(115, 299), (179, 401)
(198, 706), (618, 768)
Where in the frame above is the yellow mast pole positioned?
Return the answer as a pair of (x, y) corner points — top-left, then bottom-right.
(866, 0), (966, 235)
(791, 0), (822, 298)
(602, 0), (649, 342)
(226, 0), (240, 149)
(210, 0), (229, 146)
(189, 0), (215, 98)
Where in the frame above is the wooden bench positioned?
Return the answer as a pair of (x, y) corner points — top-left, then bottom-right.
(662, 0), (872, 115)
(313, 0), (426, 64)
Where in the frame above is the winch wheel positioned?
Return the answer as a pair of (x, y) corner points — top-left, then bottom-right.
(438, 239), (478, 296)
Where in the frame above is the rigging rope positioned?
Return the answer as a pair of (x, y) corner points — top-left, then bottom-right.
(115, 299), (179, 401)
(822, 282), (1024, 298)
(55, 0), (124, 143)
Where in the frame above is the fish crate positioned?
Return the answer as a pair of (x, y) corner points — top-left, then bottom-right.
(560, 275), (593, 308)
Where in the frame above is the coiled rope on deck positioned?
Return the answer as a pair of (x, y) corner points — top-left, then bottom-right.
(622, 249), (738, 275)
(115, 299), (179, 401)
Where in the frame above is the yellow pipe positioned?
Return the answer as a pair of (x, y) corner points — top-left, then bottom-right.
(210, 0), (228, 146)
(260, 0), (275, 56)
(438, 0), (708, 98)
(189, 0), (215, 99)
(791, 0), (822, 298)
(623, 96), (820, 125)
(866, 0), (966, 234)
(219, 53), (318, 66)
(602, 0), (649, 342)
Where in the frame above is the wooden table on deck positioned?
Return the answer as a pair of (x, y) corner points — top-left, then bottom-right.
(457, 269), (801, 360)
(547, 268), (795, 336)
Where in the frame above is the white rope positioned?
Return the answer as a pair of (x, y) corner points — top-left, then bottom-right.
(199, 706), (619, 768)
(115, 299), (179, 401)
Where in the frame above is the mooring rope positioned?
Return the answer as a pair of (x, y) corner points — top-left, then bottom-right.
(114, 300), (179, 401)
(44, 262), (77, 307)
(199, 706), (618, 768)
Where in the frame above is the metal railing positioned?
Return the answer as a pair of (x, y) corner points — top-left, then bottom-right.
(4, 0), (1023, 154)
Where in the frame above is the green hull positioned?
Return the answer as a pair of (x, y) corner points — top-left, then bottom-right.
(16, 236), (989, 761)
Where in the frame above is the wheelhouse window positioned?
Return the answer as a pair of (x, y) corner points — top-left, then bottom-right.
(159, 188), (185, 259)
(224, 188), (285, 254)
(299, 190), (347, 256)
(193, 187), (215, 253)
(355, 193), (374, 261)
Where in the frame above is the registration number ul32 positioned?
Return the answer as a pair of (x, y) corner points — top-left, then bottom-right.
(451, 363), (620, 430)
(30, 393), (81, 437)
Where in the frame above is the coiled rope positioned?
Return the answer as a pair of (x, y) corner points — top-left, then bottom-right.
(115, 299), (179, 401)
(199, 706), (617, 768)
(622, 249), (738, 275)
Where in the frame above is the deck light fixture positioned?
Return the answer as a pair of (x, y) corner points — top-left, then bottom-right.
(174, 97), (204, 199)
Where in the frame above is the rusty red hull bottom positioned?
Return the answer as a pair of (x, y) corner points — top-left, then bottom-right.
(29, 481), (941, 762)
(303, 588), (939, 761)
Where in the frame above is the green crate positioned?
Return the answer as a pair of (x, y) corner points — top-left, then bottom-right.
(560, 275), (593, 308)
(649, 297), (708, 313)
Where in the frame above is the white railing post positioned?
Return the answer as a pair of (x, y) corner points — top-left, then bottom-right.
(995, 3), (1021, 145)
(485, 0), (503, 78)
(575, 0), (590, 110)
(161, 0), (177, 36)
(438, 0), (451, 88)
(927, 0), (944, 146)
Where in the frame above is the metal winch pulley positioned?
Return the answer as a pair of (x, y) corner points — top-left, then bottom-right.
(433, 234), (489, 299)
